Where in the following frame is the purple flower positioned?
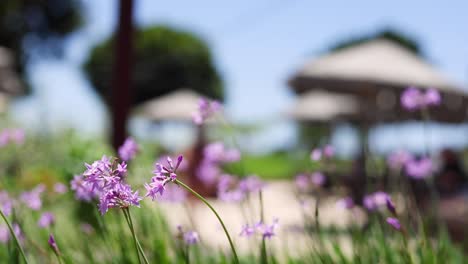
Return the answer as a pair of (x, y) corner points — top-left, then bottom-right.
(295, 174), (310, 191)
(192, 98), (222, 125)
(405, 157), (433, 179)
(387, 150), (413, 171)
(311, 172), (325, 187)
(98, 183), (142, 215)
(20, 185), (45, 210)
(256, 218), (279, 239)
(386, 197), (396, 215)
(118, 137), (139, 162)
(310, 149), (322, 161)
(323, 145), (335, 158)
(218, 189), (245, 202)
(144, 180), (166, 201)
(70, 175), (100, 201)
(145, 155), (184, 201)
(204, 142), (240, 163)
(38, 212), (55, 228)
(336, 197), (354, 209)
(10, 129), (25, 145)
(386, 217), (401, 231)
(424, 88), (441, 106)
(153, 155), (183, 182)
(401, 87), (423, 110)
(82, 156), (127, 193)
(156, 184), (187, 203)
(216, 174), (246, 203)
(0, 191), (13, 216)
(0, 128), (25, 146)
(240, 219), (279, 239)
(196, 143), (240, 184)
(363, 195), (376, 211)
(183, 231), (199, 245)
(0, 130), (8, 146)
(363, 191), (390, 211)
(401, 87), (442, 111)
(156, 155), (189, 172)
(54, 183), (68, 194)
(0, 223), (23, 244)
(196, 161), (221, 184)
(48, 234), (60, 255)
(239, 224), (255, 238)
(217, 174), (235, 193)
(238, 175), (264, 193)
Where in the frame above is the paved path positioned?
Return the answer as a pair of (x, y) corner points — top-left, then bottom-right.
(157, 180), (364, 257)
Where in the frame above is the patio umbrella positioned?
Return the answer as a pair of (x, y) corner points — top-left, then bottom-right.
(288, 39), (468, 123)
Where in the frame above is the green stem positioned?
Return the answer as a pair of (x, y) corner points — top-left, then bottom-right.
(54, 252), (64, 264)
(185, 245), (190, 264)
(259, 190), (267, 264)
(259, 191), (264, 222)
(126, 209), (150, 264)
(175, 179), (239, 264)
(0, 210), (28, 264)
(122, 209), (142, 264)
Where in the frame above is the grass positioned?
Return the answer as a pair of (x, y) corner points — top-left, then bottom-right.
(1, 131), (467, 263)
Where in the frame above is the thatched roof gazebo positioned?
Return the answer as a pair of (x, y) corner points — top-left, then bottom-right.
(133, 89), (203, 122)
(288, 39), (468, 123)
(286, 90), (360, 123)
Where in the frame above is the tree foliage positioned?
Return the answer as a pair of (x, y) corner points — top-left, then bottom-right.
(0, 0), (82, 82)
(329, 28), (421, 56)
(84, 25), (224, 106)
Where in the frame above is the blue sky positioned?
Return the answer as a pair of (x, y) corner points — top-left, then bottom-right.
(10, 0), (468, 153)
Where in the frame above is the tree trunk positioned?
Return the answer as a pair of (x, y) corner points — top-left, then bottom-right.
(111, 0), (134, 151)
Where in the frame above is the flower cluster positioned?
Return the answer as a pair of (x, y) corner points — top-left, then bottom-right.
(295, 172), (326, 191)
(98, 184), (142, 215)
(217, 174), (264, 202)
(20, 184), (45, 211)
(0, 223), (23, 244)
(118, 137), (139, 162)
(197, 142), (240, 184)
(385, 197), (402, 231)
(0, 128), (25, 147)
(400, 87), (441, 111)
(363, 191), (390, 211)
(310, 145), (335, 161)
(177, 225), (199, 245)
(405, 157), (433, 179)
(70, 175), (101, 201)
(53, 183), (68, 194)
(38, 212), (55, 228)
(192, 98), (222, 125)
(75, 156), (142, 215)
(0, 191), (13, 216)
(145, 156), (183, 200)
(240, 218), (279, 239)
(387, 150), (413, 171)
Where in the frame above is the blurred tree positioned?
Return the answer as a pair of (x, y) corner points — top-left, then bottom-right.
(0, 0), (83, 92)
(84, 25), (224, 107)
(329, 28), (421, 56)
